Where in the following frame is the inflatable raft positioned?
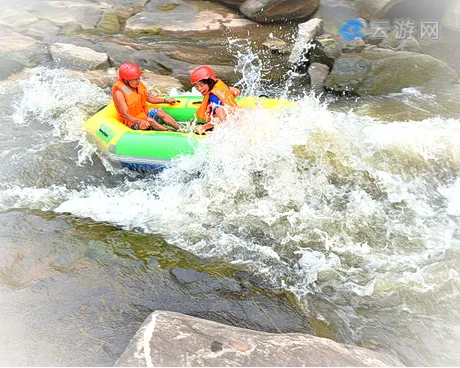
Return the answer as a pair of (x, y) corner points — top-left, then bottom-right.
(84, 95), (295, 170)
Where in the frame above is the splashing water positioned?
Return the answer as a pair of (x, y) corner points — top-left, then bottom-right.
(1, 62), (460, 366)
(13, 68), (109, 141)
(229, 38), (263, 96)
(0, 67), (117, 189)
(54, 92), (460, 364)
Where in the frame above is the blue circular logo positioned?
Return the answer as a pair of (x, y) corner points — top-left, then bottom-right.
(339, 19), (365, 41)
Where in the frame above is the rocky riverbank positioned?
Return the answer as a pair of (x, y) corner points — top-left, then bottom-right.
(1, 0), (459, 96)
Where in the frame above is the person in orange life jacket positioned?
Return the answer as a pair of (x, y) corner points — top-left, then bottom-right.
(112, 62), (181, 131)
(190, 66), (240, 135)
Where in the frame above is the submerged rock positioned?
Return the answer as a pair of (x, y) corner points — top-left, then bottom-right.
(115, 310), (404, 367)
(325, 51), (459, 95)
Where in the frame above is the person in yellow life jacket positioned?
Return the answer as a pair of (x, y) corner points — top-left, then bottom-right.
(112, 62), (181, 131)
(190, 66), (240, 135)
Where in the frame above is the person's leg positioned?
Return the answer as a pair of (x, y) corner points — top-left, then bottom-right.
(148, 108), (159, 121)
(157, 109), (180, 130)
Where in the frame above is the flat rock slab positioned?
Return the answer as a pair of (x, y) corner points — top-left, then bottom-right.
(50, 43), (110, 70)
(125, 0), (256, 37)
(115, 310), (404, 367)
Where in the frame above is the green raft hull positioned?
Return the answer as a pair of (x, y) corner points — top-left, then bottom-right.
(84, 95), (295, 170)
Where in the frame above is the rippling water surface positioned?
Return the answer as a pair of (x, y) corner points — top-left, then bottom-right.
(1, 64), (460, 366)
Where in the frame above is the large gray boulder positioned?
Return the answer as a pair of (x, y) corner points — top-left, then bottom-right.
(115, 310), (404, 367)
(240, 0), (320, 23)
(26, 0), (105, 31)
(0, 0), (121, 38)
(325, 51), (459, 95)
(311, 0), (359, 35)
(125, 0), (256, 37)
(208, 0), (320, 23)
(355, 0), (401, 18)
(0, 6), (39, 31)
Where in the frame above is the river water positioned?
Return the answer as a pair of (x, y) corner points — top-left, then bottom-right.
(1, 50), (460, 366)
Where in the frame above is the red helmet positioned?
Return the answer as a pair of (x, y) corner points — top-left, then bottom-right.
(119, 62), (142, 80)
(190, 66), (216, 84)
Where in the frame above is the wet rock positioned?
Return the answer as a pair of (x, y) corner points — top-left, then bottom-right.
(0, 213), (313, 366)
(0, 60), (25, 80)
(0, 7), (39, 31)
(262, 35), (293, 55)
(171, 267), (214, 284)
(375, 29), (398, 49)
(292, 35), (341, 73)
(355, 0), (400, 18)
(393, 38), (421, 52)
(28, 0), (105, 31)
(0, 212), (70, 236)
(210, 0), (245, 10)
(54, 36), (107, 53)
(24, 19), (61, 42)
(115, 311), (404, 367)
(102, 43), (196, 84)
(0, 25), (47, 80)
(316, 35), (342, 59)
(94, 0), (148, 20)
(363, 34), (386, 46)
(376, 29), (420, 52)
(308, 62), (330, 94)
(72, 67), (183, 91)
(325, 51), (459, 95)
(342, 37), (366, 53)
(96, 11), (121, 34)
(361, 45), (395, 53)
(312, 0), (359, 36)
(138, 70), (184, 93)
(50, 43), (110, 71)
(240, 0), (320, 23)
(170, 266), (242, 293)
(73, 68), (117, 89)
(124, 0), (256, 37)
